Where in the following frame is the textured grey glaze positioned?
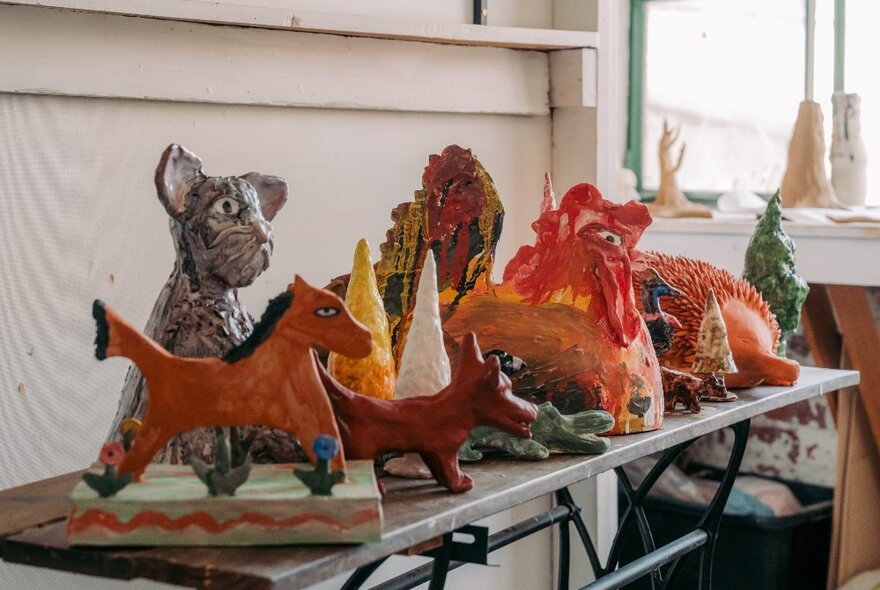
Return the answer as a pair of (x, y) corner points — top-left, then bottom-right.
(107, 144), (292, 464)
(4, 367), (857, 590)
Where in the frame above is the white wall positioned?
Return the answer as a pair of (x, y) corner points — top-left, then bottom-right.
(0, 1), (632, 588)
(0, 82), (556, 590)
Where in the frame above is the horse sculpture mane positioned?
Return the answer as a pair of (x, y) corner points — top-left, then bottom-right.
(93, 275), (372, 478)
(318, 332), (537, 493)
(221, 290), (294, 363)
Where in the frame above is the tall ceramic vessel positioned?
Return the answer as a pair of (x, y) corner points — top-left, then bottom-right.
(830, 92), (868, 206)
(781, 101), (841, 208)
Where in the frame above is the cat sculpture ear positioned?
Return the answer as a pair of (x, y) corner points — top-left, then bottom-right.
(155, 144), (205, 218)
(240, 172), (289, 222)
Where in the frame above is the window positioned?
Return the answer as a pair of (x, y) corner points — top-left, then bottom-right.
(626, 0), (872, 201)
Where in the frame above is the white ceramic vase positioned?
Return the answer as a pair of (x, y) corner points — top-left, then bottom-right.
(830, 92), (868, 206)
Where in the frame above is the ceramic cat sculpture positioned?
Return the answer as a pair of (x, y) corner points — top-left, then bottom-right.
(108, 144), (291, 464)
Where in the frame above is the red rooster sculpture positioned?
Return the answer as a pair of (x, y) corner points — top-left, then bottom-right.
(442, 182), (664, 434)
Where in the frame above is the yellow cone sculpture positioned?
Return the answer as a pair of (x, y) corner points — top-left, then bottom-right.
(328, 239), (397, 400)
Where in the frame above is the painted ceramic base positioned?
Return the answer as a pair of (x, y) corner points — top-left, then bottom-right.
(68, 462), (382, 546)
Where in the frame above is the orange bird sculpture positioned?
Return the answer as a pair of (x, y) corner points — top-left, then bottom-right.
(93, 276), (371, 478)
(444, 183), (664, 434)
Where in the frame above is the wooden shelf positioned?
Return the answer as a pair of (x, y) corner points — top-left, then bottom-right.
(2, 0), (599, 50)
(642, 217), (880, 287)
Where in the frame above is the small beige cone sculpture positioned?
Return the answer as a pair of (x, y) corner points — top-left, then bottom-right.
(648, 120), (711, 219)
(691, 289), (737, 375)
(328, 239), (396, 400)
(542, 171), (557, 212)
(781, 100), (842, 208)
(383, 252), (451, 479)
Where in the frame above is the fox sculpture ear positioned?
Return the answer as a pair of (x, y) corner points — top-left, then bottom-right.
(458, 332), (484, 370)
(240, 172), (288, 221)
(154, 144), (204, 218)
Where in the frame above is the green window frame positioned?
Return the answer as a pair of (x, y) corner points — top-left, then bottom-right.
(625, 0), (848, 201)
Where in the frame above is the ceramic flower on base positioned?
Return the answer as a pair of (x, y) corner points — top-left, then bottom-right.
(82, 441), (132, 498)
(293, 435), (345, 496)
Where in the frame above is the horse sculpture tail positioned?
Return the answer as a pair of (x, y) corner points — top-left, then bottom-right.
(93, 300), (169, 368)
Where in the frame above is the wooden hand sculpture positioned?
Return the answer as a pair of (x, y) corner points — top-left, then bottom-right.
(317, 332), (538, 493)
(93, 275), (372, 478)
(648, 120), (711, 219)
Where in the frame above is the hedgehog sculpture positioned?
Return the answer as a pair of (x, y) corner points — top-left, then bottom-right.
(634, 252), (800, 388)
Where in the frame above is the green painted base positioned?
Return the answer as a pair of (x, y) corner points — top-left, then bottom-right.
(68, 462), (382, 546)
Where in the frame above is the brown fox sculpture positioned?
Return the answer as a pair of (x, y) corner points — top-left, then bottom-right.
(317, 333), (538, 493)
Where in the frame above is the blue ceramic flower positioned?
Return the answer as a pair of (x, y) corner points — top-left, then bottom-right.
(312, 435), (339, 461)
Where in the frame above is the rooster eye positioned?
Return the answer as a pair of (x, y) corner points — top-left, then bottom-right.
(314, 307), (340, 318)
(597, 230), (622, 246)
(213, 198), (240, 216)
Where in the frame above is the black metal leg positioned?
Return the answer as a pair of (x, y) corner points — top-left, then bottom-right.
(342, 557), (389, 590)
(693, 418), (751, 590)
(427, 533), (454, 590)
(608, 438), (696, 585)
(558, 515), (571, 590)
(350, 419), (752, 590)
(555, 488), (603, 577)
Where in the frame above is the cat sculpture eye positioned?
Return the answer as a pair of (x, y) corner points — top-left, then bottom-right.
(314, 307), (341, 318)
(214, 197), (240, 216)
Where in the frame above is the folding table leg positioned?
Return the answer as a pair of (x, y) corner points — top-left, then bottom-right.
(692, 418), (750, 590)
(427, 533), (455, 590)
(342, 557), (389, 590)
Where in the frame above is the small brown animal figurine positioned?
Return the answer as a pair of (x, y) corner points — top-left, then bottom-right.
(662, 368), (702, 414)
(660, 368), (732, 414)
(317, 333), (538, 493)
(93, 276), (372, 478)
(110, 144), (292, 465)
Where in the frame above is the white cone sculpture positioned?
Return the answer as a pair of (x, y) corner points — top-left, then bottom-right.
(383, 252), (451, 479)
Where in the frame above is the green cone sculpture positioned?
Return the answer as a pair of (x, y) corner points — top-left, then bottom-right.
(743, 191), (809, 356)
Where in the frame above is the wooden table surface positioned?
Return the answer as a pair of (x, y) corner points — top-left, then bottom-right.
(0, 367), (858, 590)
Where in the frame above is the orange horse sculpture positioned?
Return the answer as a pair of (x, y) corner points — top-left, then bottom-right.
(93, 276), (371, 478)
